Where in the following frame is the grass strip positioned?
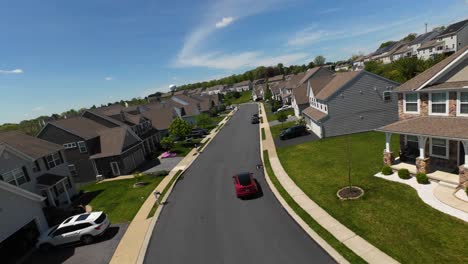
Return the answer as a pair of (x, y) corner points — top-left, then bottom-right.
(261, 128), (266, 140)
(147, 170), (183, 218)
(262, 150), (366, 264)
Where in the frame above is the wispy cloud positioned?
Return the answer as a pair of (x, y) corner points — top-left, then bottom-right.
(32, 106), (44, 112)
(174, 0), (305, 70)
(215, 17), (234, 28)
(318, 7), (341, 14)
(0, 69), (23, 74)
(104, 76), (114, 81)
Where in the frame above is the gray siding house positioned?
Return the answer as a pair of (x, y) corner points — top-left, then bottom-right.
(301, 67), (399, 138)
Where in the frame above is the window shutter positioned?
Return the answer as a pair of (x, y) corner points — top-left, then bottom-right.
(0, 174), (3, 181)
(43, 157), (50, 170)
(58, 151), (64, 163)
(22, 166), (31, 182)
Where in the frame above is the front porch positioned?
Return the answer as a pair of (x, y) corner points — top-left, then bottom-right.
(382, 132), (468, 186)
(37, 173), (75, 207)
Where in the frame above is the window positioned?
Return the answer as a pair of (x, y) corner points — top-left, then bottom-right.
(110, 162), (120, 176)
(430, 92), (448, 115)
(452, 44), (454, 49)
(46, 152), (63, 169)
(68, 164), (77, 177)
(1, 167), (30, 186)
(458, 92), (468, 115)
(76, 214), (91, 221)
(63, 142), (77, 149)
(431, 138), (448, 159)
(32, 160), (41, 173)
(404, 93), (419, 113)
(383, 91), (391, 102)
(77, 141), (87, 153)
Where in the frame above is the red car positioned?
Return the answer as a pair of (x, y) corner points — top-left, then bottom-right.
(233, 173), (258, 198)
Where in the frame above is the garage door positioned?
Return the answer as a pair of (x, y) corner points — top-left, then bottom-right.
(309, 119), (322, 138)
(1, 220), (40, 264)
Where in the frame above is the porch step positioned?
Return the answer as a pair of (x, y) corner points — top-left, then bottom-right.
(437, 181), (459, 189)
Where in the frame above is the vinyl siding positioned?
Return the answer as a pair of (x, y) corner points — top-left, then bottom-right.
(322, 72), (399, 138)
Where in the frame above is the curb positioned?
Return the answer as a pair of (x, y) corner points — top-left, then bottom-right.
(257, 103), (349, 264)
(135, 110), (235, 264)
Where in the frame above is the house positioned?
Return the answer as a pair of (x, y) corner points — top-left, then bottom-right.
(233, 80), (252, 92)
(280, 72), (306, 105)
(253, 78), (265, 85)
(371, 41), (398, 61)
(377, 46), (468, 187)
(300, 67), (399, 138)
(268, 74), (284, 84)
(252, 84), (264, 101)
(352, 56), (366, 71)
(269, 81), (284, 101)
(417, 39), (446, 60)
(203, 84), (226, 95)
(188, 87), (205, 95)
(291, 82), (308, 117)
(407, 31), (440, 57)
(335, 62), (352, 71)
(0, 131), (77, 262)
(434, 19), (468, 53)
(377, 41), (409, 64)
(37, 116), (147, 180)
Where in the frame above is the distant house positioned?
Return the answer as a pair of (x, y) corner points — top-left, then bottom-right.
(280, 72), (305, 105)
(300, 67), (399, 138)
(252, 84), (264, 101)
(417, 39), (447, 60)
(203, 84), (226, 95)
(233, 80), (252, 92)
(352, 56), (366, 71)
(268, 74), (284, 84)
(377, 41), (409, 64)
(0, 131), (77, 262)
(291, 82), (308, 117)
(406, 31), (440, 57)
(269, 81), (284, 101)
(377, 46), (468, 186)
(335, 62), (352, 71)
(434, 19), (468, 53)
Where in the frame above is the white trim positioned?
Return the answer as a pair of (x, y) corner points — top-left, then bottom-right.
(429, 91), (449, 116)
(417, 48), (468, 90)
(0, 179), (45, 202)
(456, 91), (468, 117)
(430, 138), (449, 159)
(403, 93), (420, 114)
(110, 162), (121, 176)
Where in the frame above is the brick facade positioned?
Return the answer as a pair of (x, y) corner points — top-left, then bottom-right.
(383, 151), (395, 166)
(448, 91), (457, 117)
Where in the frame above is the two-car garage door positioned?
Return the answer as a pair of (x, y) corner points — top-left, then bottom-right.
(308, 118), (322, 138)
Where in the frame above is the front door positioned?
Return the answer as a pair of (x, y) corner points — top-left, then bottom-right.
(460, 142), (465, 166)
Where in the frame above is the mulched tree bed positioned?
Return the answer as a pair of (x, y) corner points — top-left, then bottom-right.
(336, 186), (364, 200)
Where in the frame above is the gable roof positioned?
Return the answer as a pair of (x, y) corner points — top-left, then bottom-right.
(205, 84), (225, 92)
(90, 127), (140, 159)
(233, 80), (251, 87)
(437, 19), (468, 38)
(417, 39), (444, 50)
(93, 104), (125, 116)
(268, 74), (284, 83)
(298, 67), (325, 85)
(396, 45), (468, 92)
(315, 71), (362, 100)
(285, 72), (306, 89)
(292, 83), (308, 105)
(49, 117), (109, 140)
(408, 31), (440, 46)
(141, 107), (175, 130)
(0, 131), (63, 160)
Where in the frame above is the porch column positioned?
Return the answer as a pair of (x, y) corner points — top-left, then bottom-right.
(416, 136), (430, 174)
(460, 141), (468, 185)
(62, 180), (71, 204)
(47, 188), (57, 207)
(383, 132), (394, 166)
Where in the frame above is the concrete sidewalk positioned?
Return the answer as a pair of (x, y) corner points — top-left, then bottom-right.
(109, 110), (234, 264)
(259, 103), (398, 264)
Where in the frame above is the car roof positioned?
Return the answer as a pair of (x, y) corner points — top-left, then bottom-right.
(236, 173), (252, 186)
(58, 211), (103, 228)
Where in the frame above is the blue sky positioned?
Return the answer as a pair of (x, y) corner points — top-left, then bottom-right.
(1, 0), (467, 124)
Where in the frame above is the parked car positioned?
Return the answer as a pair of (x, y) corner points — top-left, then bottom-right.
(276, 105), (293, 112)
(279, 125), (307, 140)
(251, 116), (259, 124)
(252, 114), (259, 118)
(232, 173), (258, 198)
(36, 211), (110, 251)
(187, 130), (206, 139)
(193, 128), (209, 135)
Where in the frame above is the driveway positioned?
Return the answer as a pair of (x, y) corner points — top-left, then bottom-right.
(144, 104), (333, 264)
(143, 157), (184, 174)
(274, 131), (320, 148)
(23, 223), (128, 264)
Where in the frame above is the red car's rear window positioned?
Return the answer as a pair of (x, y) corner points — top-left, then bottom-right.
(237, 173), (251, 186)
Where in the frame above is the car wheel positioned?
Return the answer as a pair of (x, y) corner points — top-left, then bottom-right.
(81, 235), (94, 245)
(39, 243), (53, 251)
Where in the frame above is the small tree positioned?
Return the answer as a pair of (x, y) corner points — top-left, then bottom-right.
(195, 114), (211, 129)
(160, 136), (174, 150)
(296, 117), (306, 126)
(276, 111), (288, 128)
(264, 84), (272, 100)
(209, 107), (218, 117)
(314, 55), (326, 66)
(169, 118), (192, 140)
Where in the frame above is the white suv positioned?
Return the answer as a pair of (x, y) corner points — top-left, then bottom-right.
(37, 211), (110, 250)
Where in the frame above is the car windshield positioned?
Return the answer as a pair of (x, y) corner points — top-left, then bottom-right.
(76, 213), (90, 221)
(237, 173), (251, 186)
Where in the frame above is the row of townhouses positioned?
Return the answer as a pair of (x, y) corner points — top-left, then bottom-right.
(0, 91), (222, 258)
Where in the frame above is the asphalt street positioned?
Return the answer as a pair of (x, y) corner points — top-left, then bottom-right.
(144, 104), (334, 264)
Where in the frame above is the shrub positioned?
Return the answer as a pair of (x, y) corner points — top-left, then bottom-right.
(151, 170), (169, 177)
(381, 165), (393, 175)
(398, 169), (411, 179)
(416, 173), (429, 184)
(160, 136), (175, 150)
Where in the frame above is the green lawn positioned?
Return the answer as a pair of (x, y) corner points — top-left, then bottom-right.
(264, 103), (294, 121)
(80, 175), (165, 223)
(277, 131), (468, 263)
(263, 150), (365, 264)
(269, 121), (296, 138)
(171, 139), (202, 157)
(224, 91), (252, 105)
